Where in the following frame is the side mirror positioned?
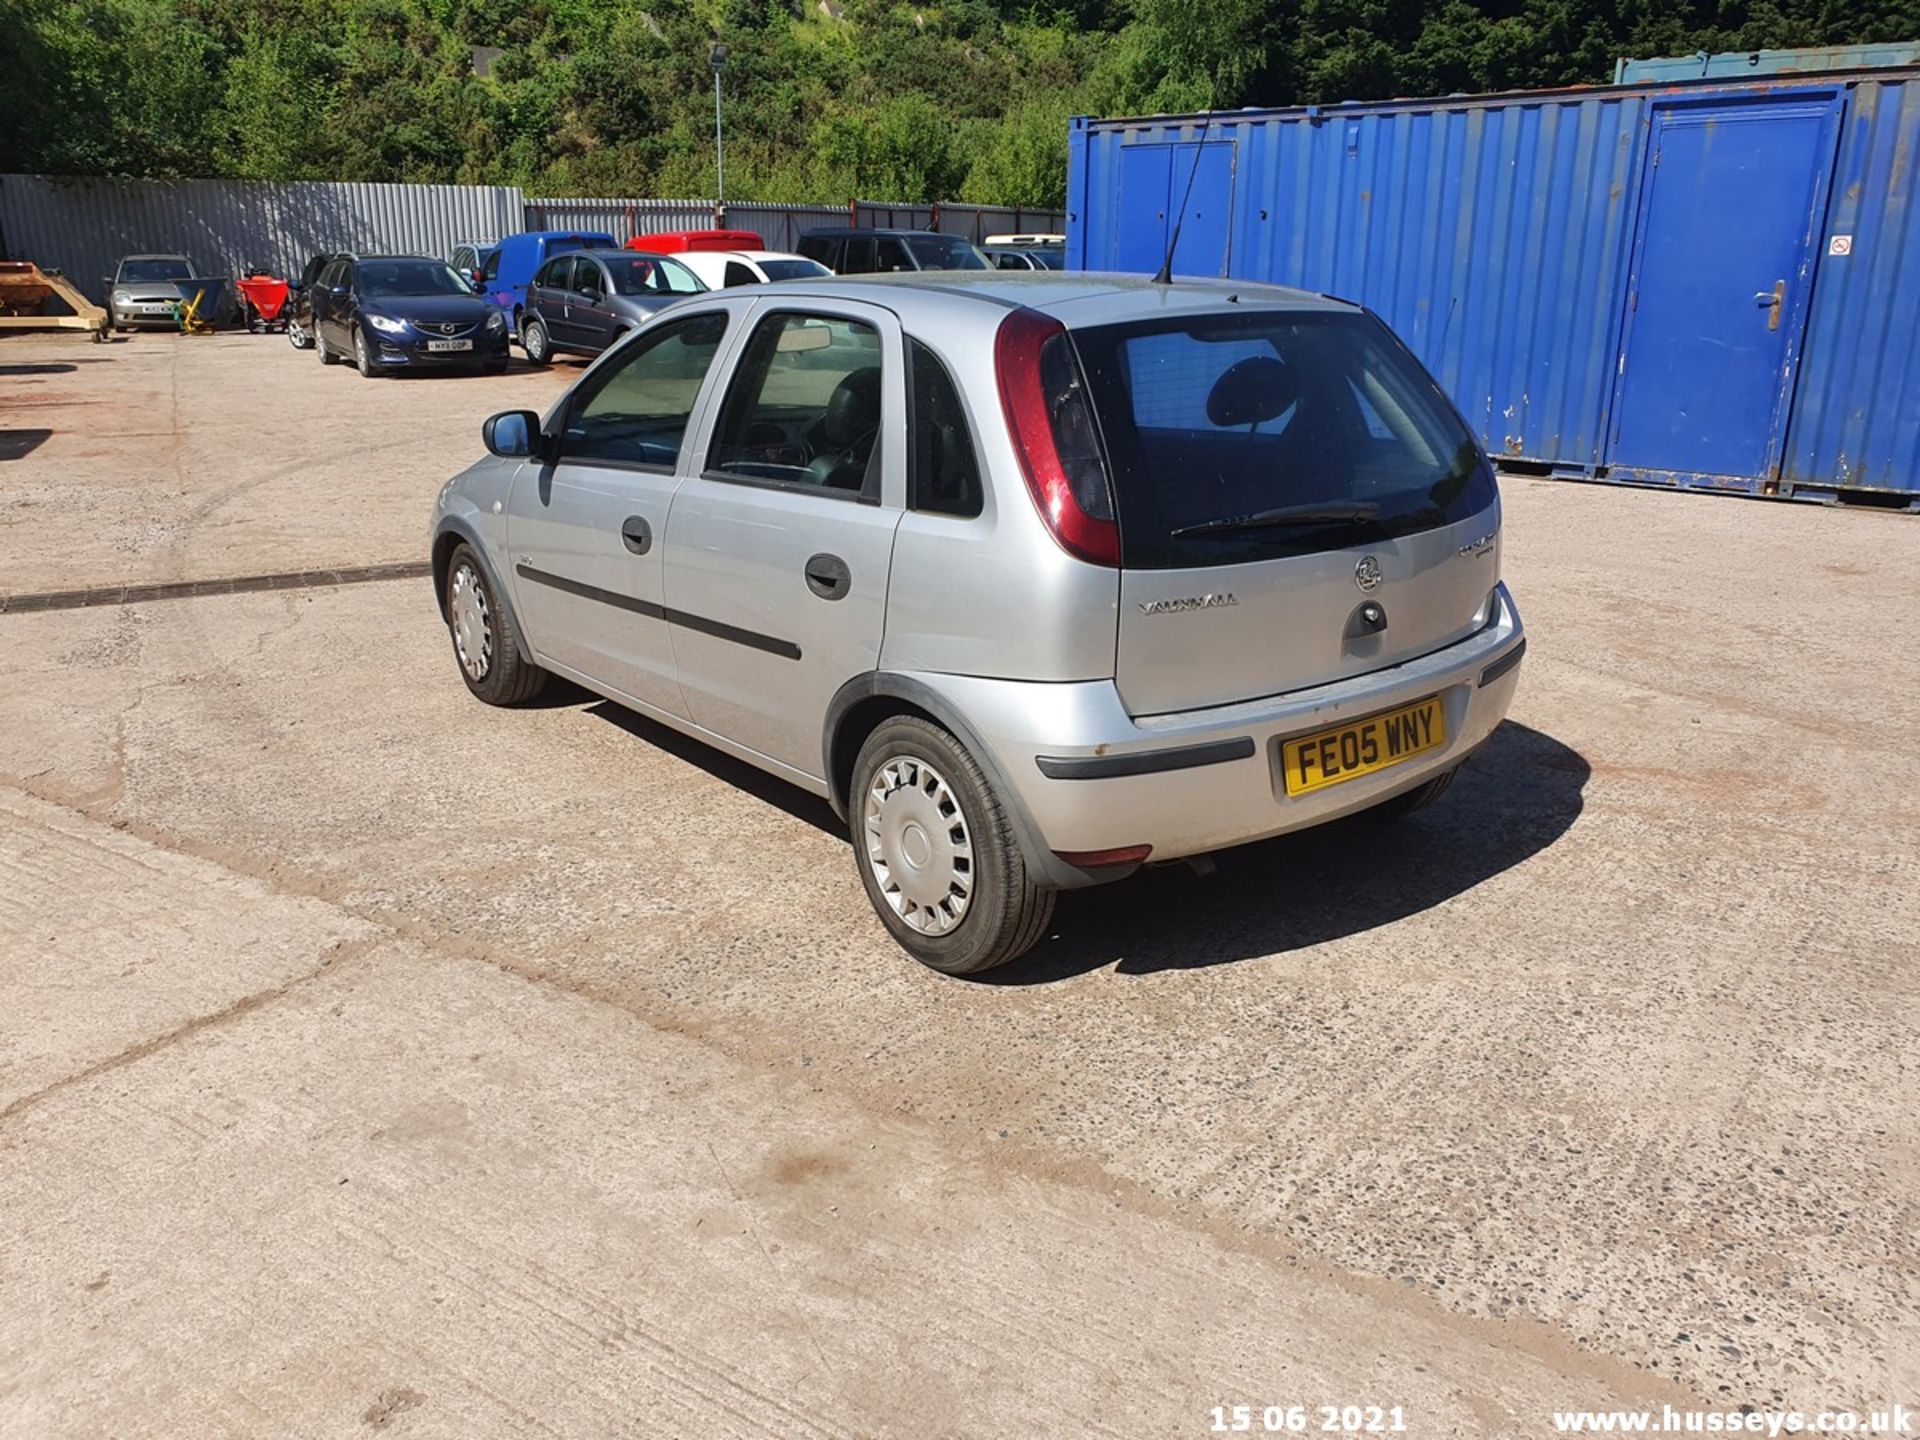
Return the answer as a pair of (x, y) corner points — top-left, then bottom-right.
(483, 409), (542, 458)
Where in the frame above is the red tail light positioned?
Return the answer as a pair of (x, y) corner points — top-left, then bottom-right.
(994, 307), (1121, 568)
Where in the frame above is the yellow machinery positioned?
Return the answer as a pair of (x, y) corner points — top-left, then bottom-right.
(0, 261), (109, 341)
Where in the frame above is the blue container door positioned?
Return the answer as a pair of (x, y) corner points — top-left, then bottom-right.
(1111, 141), (1235, 277)
(1608, 95), (1841, 486)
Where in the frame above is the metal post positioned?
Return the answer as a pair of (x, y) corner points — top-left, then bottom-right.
(709, 44), (729, 214)
(713, 71), (725, 205)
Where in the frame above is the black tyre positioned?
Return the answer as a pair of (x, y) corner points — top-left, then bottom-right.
(521, 315), (552, 366)
(1363, 764), (1460, 821)
(444, 545), (546, 706)
(318, 329), (338, 365)
(480, 359), (509, 376)
(354, 327), (384, 378)
(850, 717), (1055, 975)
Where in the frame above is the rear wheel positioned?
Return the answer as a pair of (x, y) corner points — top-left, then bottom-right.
(317, 328), (338, 365)
(444, 545), (546, 706)
(521, 315), (551, 366)
(850, 717), (1054, 975)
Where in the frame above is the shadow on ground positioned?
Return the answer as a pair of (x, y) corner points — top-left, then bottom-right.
(994, 720), (1589, 981)
(0, 429), (53, 461)
(560, 677), (1589, 981)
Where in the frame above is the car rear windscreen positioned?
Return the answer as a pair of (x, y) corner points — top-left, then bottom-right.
(1070, 310), (1496, 569)
(905, 236), (988, 271)
(757, 260), (831, 282)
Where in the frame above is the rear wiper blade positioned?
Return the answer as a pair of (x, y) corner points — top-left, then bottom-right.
(1171, 502), (1382, 538)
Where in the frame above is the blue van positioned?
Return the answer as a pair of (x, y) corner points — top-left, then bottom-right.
(484, 230), (618, 330)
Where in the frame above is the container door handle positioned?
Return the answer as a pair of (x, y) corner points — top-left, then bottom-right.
(1755, 280), (1786, 331)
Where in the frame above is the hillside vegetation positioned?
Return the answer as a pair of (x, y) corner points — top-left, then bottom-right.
(4, 0), (1915, 206)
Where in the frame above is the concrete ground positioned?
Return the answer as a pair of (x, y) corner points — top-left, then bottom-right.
(1, 330), (1916, 1437)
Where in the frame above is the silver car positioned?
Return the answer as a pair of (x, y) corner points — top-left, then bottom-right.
(430, 274), (1525, 974)
(107, 253), (201, 330)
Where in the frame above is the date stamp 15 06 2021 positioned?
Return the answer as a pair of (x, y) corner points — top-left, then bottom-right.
(1210, 1405), (1409, 1434)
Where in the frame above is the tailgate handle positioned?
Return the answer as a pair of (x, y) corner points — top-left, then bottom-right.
(619, 516), (652, 556)
(804, 553), (851, 600)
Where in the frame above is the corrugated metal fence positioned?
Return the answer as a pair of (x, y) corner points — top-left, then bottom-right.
(524, 197), (1067, 247)
(0, 177), (1071, 304)
(0, 175), (526, 303)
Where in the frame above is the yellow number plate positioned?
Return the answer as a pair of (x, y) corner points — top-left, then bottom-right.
(1280, 696), (1447, 797)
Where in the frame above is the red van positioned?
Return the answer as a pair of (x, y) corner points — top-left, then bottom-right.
(625, 229), (766, 254)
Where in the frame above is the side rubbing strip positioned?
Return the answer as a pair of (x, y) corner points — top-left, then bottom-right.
(1478, 638), (1526, 688)
(515, 564), (801, 661)
(1035, 736), (1256, 781)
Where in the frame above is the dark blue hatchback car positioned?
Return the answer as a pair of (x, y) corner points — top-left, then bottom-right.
(310, 254), (510, 377)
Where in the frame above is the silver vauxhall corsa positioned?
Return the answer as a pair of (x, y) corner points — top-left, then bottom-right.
(430, 273), (1525, 974)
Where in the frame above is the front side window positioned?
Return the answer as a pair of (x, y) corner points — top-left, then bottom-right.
(1072, 311), (1496, 567)
(479, 248), (500, 283)
(560, 311), (730, 469)
(841, 237), (875, 274)
(908, 339), (982, 518)
(707, 312), (884, 498)
(874, 238), (912, 273)
(758, 259), (830, 283)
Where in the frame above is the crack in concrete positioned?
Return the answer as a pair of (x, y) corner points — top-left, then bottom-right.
(0, 932), (384, 1125)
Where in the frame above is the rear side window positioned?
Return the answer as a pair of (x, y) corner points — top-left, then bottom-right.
(797, 235), (840, 269)
(707, 313), (884, 500)
(907, 339), (981, 518)
(841, 237), (875, 274)
(560, 311), (729, 469)
(723, 262), (758, 288)
(536, 256), (573, 290)
(1072, 311), (1495, 568)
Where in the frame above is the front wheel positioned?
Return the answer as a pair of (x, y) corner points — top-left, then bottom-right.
(354, 327), (384, 378)
(851, 717), (1054, 975)
(444, 545), (546, 706)
(521, 315), (551, 366)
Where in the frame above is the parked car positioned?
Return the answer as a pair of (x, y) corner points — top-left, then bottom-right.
(983, 232), (1065, 248)
(796, 228), (990, 275)
(484, 229), (618, 328)
(448, 239), (495, 287)
(310, 253), (509, 377)
(105, 254), (202, 331)
(670, 250), (833, 289)
(429, 274), (1525, 974)
(519, 250), (707, 364)
(984, 245), (1065, 272)
(285, 251), (339, 350)
(626, 229), (768, 255)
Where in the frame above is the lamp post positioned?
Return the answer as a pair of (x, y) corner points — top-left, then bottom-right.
(709, 43), (729, 213)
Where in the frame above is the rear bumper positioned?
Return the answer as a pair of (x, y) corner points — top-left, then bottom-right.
(913, 584), (1526, 873)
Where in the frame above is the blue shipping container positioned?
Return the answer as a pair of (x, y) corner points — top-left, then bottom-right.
(1066, 69), (1920, 505)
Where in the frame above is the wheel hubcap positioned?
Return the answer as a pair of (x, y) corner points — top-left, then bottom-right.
(864, 755), (973, 935)
(356, 332), (368, 366)
(526, 323), (543, 358)
(449, 564), (492, 681)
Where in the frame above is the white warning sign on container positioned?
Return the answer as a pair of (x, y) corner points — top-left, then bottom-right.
(1828, 235), (1854, 256)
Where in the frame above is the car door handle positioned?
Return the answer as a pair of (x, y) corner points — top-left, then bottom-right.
(620, 516), (652, 555)
(804, 553), (851, 600)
